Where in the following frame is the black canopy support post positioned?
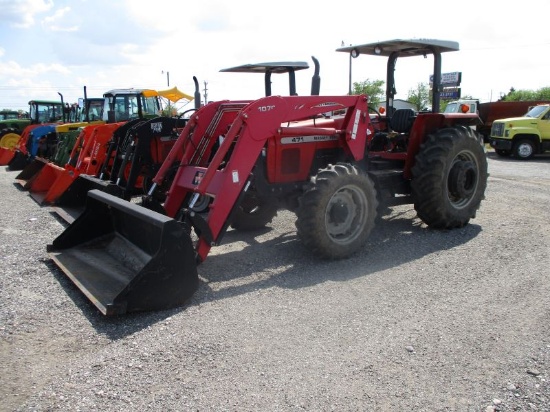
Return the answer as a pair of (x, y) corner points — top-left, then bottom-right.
(386, 52), (399, 116)
(431, 47), (442, 113)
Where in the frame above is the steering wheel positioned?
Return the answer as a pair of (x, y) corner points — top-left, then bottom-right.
(368, 106), (383, 132)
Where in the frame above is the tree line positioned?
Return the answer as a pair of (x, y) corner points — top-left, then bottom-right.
(351, 80), (550, 112)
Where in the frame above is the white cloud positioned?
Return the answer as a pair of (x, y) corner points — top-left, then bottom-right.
(42, 6), (78, 32)
(0, 0), (54, 28)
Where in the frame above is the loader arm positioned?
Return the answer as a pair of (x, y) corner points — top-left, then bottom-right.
(164, 94), (370, 262)
(152, 101), (250, 186)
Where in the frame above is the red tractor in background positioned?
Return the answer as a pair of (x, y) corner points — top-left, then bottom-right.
(48, 39), (488, 316)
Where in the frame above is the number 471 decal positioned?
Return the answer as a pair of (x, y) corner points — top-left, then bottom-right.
(281, 135), (338, 144)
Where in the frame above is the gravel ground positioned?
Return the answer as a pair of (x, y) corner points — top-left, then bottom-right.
(1, 150), (549, 411)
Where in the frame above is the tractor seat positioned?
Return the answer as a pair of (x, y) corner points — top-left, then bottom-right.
(389, 109), (416, 133)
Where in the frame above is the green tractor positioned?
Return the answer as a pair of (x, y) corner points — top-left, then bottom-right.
(0, 102), (64, 151)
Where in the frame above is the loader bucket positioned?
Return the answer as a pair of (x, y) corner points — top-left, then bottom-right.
(28, 162), (65, 204)
(39, 167), (79, 206)
(14, 157), (47, 189)
(47, 190), (199, 316)
(0, 147), (15, 165)
(7, 151), (29, 171)
(53, 174), (125, 224)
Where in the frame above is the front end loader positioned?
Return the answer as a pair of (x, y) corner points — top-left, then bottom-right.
(14, 95), (106, 188)
(44, 119), (144, 221)
(48, 95), (374, 315)
(51, 116), (186, 223)
(47, 39), (488, 316)
(50, 80), (201, 223)
(26, 122), (124, 208)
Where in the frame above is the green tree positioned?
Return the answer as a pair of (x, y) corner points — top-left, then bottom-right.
(351, 79), (385, 110)
(407, 82), (431, 111)
(501, 87), (550, 101)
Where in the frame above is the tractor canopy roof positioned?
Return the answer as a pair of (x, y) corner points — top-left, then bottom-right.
(219, 61), (310, 74)
(336, 38), (459, 113)
(336, 38), (459, 57)
(157, 87), (194, 103)
(220, 61), (314, 97)
(103, 89), (159, 97)
(28, 100), (64, 105)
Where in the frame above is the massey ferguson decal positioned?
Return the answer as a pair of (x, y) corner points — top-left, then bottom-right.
(281, 135), (339, 144)
(312, 102), (345, 109)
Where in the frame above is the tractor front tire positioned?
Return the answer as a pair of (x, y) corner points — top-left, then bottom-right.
(296, 163), (377, 259)
(411, 125), (488, 229)
(230, 193), (278, 231)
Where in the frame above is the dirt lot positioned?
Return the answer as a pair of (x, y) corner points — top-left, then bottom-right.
(1, 151), (549, 411)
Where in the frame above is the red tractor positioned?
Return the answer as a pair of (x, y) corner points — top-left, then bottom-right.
(48, 39), (488, 315)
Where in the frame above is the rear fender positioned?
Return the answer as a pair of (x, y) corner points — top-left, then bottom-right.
(404, 113), (449, 179)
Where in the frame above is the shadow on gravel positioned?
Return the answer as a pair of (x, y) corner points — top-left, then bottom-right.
(42, 257), (189, 339)
(42, 206), (481, 339)
(194, 207), (482, 306)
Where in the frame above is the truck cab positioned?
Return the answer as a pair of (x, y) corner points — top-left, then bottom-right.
(490, 104), (550, 159)
(444, 99), (479, 114)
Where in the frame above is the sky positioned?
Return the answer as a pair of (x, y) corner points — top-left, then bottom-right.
(1, 0), (550, 112)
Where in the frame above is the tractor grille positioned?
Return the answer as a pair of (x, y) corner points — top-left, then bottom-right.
(491, 122), (504, 137)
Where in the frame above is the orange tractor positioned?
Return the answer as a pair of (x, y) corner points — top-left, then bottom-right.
(48, 79), (201, 223)
(14, 94), (106, 189)
(20, 88), (175, 210)
(48, 39), (488, 315)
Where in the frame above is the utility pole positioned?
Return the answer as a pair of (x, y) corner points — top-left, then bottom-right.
(203, 81), (208, 105)
(162, 70), (170, 87)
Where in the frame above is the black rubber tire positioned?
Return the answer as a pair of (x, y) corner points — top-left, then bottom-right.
(295, 163), (377, 259)
(230, 193), (278, 231)
(495, 149), (511, 157)
(513, 139), (535, 160)
(411, 125), (488, 229)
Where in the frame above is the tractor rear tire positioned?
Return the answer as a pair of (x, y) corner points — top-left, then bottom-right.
(230, 193), (278, 231)
(411, 125), (488, 229)
(0, 129), (21, 150)
(296, 163), (377, 259)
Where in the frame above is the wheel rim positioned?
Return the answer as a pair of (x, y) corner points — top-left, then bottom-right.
(447, 151), (479, 208)
(517, 142), (533, 158)
(325, 184), (367, 245)
(0, 133), (21, 150)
